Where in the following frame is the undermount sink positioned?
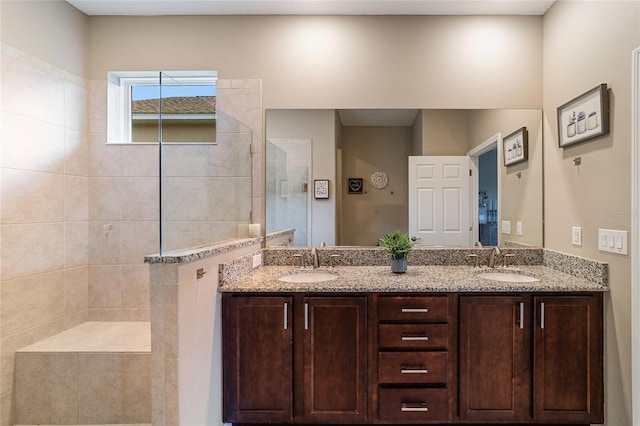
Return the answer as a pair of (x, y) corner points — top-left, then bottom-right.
(278, 271), (339, 283)
(478, 272), (540, 283)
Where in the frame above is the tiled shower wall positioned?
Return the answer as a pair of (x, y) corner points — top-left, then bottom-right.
(1, 44), (90, 425)
(1, 43), (263, 424)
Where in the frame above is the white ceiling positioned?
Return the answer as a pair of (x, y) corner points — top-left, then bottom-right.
(66, 0), (555, 16)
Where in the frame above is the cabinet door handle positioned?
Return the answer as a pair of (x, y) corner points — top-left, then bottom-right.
(304, 302), (309, 330)
(401, 307), (429, 313)
(519, 302), (524, 329)
(283, 302), (289, 330)
(540, 302), (545, 329)
(400, 365), (428, 374)
(401, 334), (429, 341)
(401, 402), (429, 412)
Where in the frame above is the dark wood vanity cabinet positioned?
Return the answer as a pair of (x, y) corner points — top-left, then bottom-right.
(458, 293), (603, 424)
(223, 291), (603, 425)
(222, 295), (293, 424)
(222, 294), (367, 424)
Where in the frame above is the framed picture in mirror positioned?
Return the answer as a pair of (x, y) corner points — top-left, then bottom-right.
(557, 83), (609, 147)
(503, 127), (528, 166)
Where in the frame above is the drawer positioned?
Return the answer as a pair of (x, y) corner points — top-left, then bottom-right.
(378, 296), (448, 322)
(378, 388), (449, 422)
(378, 352), (448, 384)
(379, 324), (449, 350)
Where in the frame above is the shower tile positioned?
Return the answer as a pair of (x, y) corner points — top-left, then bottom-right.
(65, 128), (89, 176)
(1, 271), (65, 337)
(1, 111), (65, 173)
(64, 174), (89, 222)
(121, 354), (152, 423)
(0, 320), (65, 395)
(122, 144), (159, 177)
(121, 265), (151, 309)
(65, 265), (89, 314)
(121, 177), (159, 221)
(208, 177), (252, 221)
(89, 132), (122, 177)
(160, 144), (210, 177)
(89, 177), (122, 221)
(1, 223), (65, 281)
(14, 352), (79, 425)
(121, 221), (159, 265)
(88, 265), (121, 308)
(1, 169), (64, 224)
(65, 221), (89, 268)
(64, 80), (88, 132)
(88, 221), (122, 265)
(78, 353), (123, 423)
(87, 79), (107, 134)
(1, 54), (65, 126)
(161, 177), (211, 221)
(208, 133), (252, 177)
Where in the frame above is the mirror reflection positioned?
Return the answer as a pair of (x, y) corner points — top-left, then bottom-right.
(266, 109), (543, 248)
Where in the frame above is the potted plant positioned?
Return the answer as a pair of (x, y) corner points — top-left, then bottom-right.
(378, 230), (414, 273)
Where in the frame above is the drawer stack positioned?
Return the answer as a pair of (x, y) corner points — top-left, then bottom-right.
(377, 296), (450, 423)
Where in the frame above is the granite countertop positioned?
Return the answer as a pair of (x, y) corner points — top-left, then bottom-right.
(219, 264), (608, 293)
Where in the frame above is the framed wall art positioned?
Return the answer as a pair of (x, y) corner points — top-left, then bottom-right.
(314, 179), (329, 199)
(348, 178), (363, 194)
(503, 127), (528, 166)
(557, 83), (609, 148)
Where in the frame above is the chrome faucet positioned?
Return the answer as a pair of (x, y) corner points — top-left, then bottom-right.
(488, 246), (501, 268)
(311, 242), (326, 269)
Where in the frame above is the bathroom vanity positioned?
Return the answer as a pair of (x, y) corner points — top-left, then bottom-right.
(220, 252), (606, 425)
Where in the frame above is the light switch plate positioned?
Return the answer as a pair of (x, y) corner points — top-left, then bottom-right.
(572, 226), (582, 246)
(253, 253), (263, 268)
(517, 222), (523, 236)
(598, 229), (628, 255)
(501, 220), (511, 235)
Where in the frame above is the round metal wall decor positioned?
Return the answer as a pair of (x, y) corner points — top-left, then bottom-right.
(370, 171), (388, 189)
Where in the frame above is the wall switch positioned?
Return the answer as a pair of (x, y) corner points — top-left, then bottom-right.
(516, 222), (523, 236)
(501, 220), (511, 235)
(598, 229), (628, 255)
(253, 253), (263, 268)
(572, 226), (582, 246)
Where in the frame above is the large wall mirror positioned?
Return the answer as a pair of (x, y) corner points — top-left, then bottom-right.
(266, 109), (543, 248)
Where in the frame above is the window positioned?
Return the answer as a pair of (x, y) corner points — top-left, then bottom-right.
(107, 71), (218, 144)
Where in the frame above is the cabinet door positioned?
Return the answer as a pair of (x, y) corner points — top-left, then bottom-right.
(303, 296), (367, 423)
(223, 295), (293, 423)
(533, 295), (604, 423)
(458, 296), (529, 422)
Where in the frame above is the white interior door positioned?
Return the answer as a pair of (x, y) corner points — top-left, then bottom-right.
(408, 156), (472, 246)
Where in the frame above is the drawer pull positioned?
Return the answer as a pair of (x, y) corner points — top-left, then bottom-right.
(401, 307), (429, 313)
(401, 402), (429, 412)
(401, 334), (429, 341)
(400, 365), (428, 374)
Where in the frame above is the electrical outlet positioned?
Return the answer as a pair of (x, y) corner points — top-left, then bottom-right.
(252, 253), (263, 268)
(572, 226), (582, 246)
(517, 222), (523, 236)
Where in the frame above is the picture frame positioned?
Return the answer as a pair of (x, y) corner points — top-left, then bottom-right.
(314, 179), (329, 199)
(348, 178), (363, 194)
(503, 127), (528, 166)
(557, 83), (609, 148)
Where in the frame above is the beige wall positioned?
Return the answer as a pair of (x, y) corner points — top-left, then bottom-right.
(543, 1), (640, 425)
(340, 126), (413, 246)
(87, 15), (543, 110)
(466, 109), (544, 246)
(0, 0), (87, 77)
(421, 110), (469, 155)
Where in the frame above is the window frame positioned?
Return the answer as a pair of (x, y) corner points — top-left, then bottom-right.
(107, 70), (218, 144)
